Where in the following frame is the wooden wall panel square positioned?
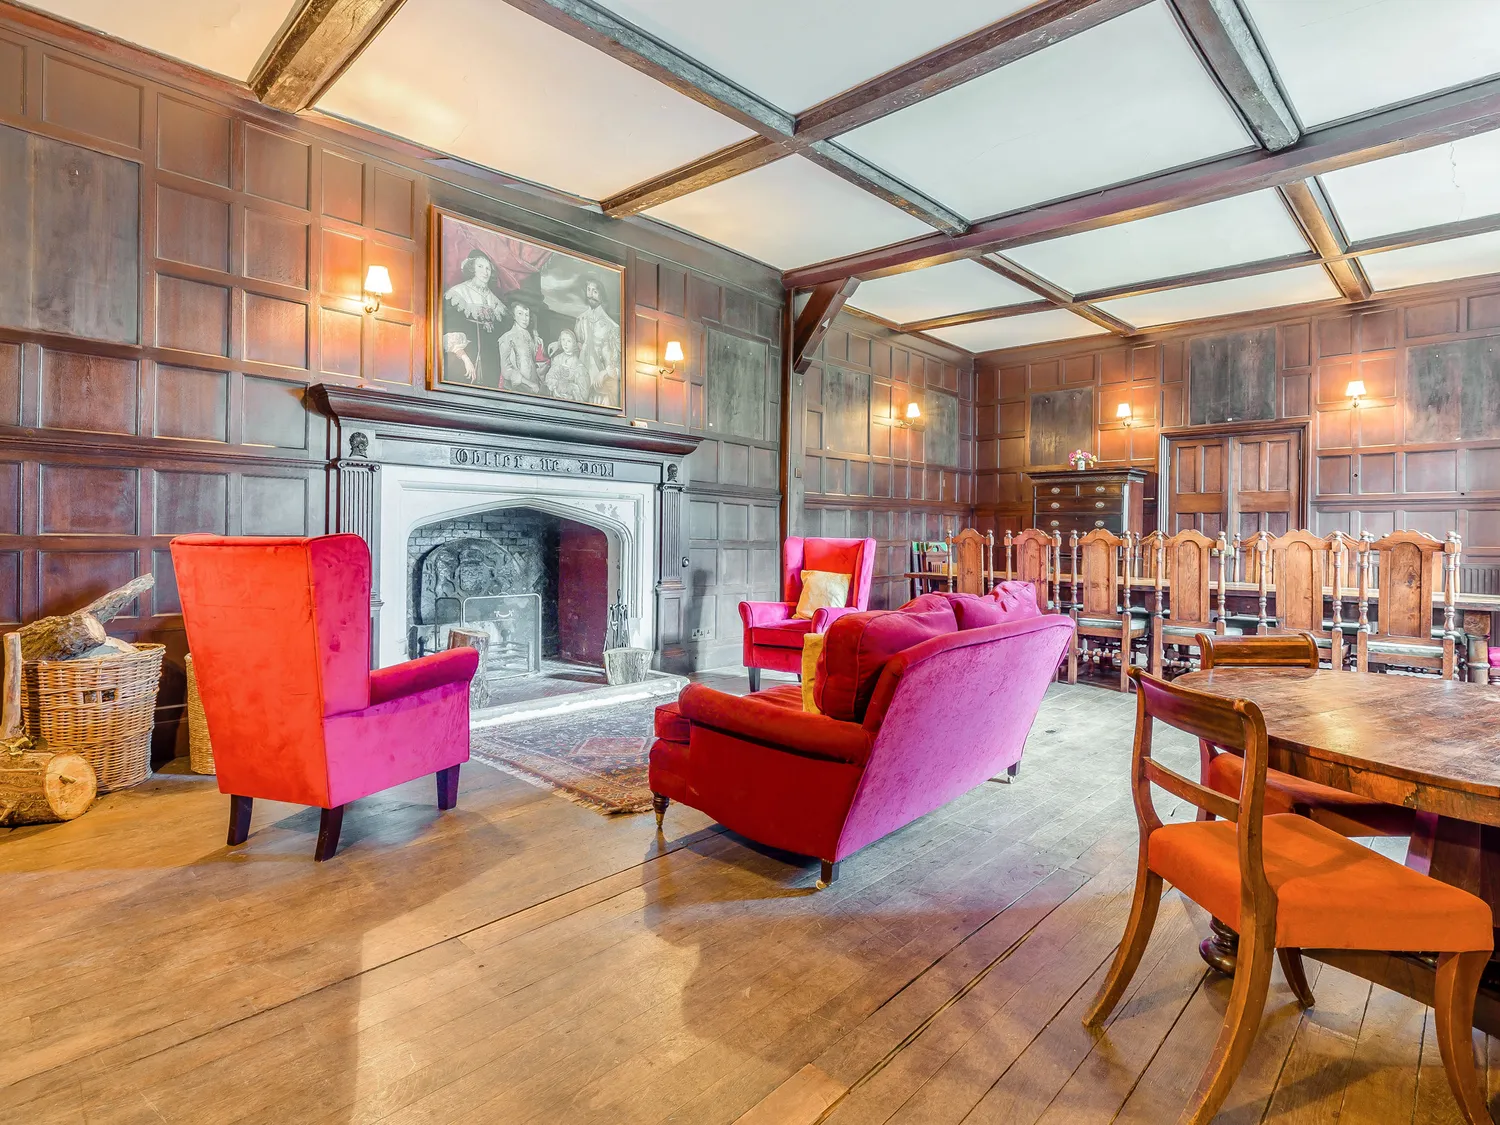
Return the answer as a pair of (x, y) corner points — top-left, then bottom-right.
(1318, 455), (1352, 495)
(41, 350), (137, 434)
(244, 210), (309, 288)
(156, 97), (229, 186)
(241, 474), (306, 535)
(38, 550), (140, 617)
(1359, 309), (1398, 352)
(157, 275), (228, 355)
(41, 56), (140, 147)
(154, 364), (227, 441)
(365, 241), (413, 311)
(1469, 293), (1500, 332)
(157, 186), (230, 272)
(368, 318), (412, 385)
(244, 292), (308, 368)
(1188, 329), (1276, 425)
(1359, 453), (1396, 494)
(0, 463), (19, 534)
(245, 126), (309, 209)
(242, 375), (306, 449)
(320, 307), (361, 377)
(1405, 450), (1458, 494)
(1317, 315), (1353, 357)
(150, 549), (178, 614)
(371, 169), (412, 236)
(1029, 387), (1092, 467)
(322, 152), (363, 223)
(1406, 338), (1500, 443)
(0, 343), (20, 427)
(1406, 301), (1459, 339)
(154, 470), (227, 534)
(0, 40), (21, 116)
(321, 228), (362, 298)
(40, 465), (137, 533)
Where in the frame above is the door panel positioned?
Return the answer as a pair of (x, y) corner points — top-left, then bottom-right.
(1165, 428), (1303, 547)
(1167, 436), (1230, 536)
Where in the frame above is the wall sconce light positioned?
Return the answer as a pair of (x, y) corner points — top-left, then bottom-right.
(659, 339), (684, 375)
(363, 265), (393, 314)
(1346, 379), (1366, 408)
(897, 400), (923, 429)
(1116, 402), (1134, 427)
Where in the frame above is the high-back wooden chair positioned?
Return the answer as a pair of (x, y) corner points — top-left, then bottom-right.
(1068, 528), (1146, 692)
(1086, 666), (1492, 1125)
(1356, 530), (1460, 679)
(946, 528), (991, 596)
(1006, 529), (1058, 610)
(1264, 530), (1344, 668)
(1148, 529), (1228, 677)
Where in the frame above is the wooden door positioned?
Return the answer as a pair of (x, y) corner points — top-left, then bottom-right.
(1232, 431), (1301, 539)
(1166, 436), (1229, 538)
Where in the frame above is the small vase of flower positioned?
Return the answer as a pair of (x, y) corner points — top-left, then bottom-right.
(1067, 449), (1097, 470)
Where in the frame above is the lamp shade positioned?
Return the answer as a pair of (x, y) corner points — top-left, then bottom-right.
(663, 340), (684, 363)
(1115, 402), (1132, 419)
(905, 401), (921, 421)
(363, 265), (393, 296)
(1345, 380), (1366, 398)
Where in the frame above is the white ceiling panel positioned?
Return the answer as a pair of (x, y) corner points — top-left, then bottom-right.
(1244, 0), (1500, 128)
(1004, 191), (1308, 295)
(927, 310), (1109, 353)
(1097, 265), (1338, 328)
(837, 1), (1249, 220)
(1359, 231), (1500, 292)
(644, 155), (934, 270)
(1320, 130), (1500, 243)
(318, 0), (753, 202)
(594, 0), (1030, 113)
(27, 0), (292, 80)
(846, 261), (1036, 324)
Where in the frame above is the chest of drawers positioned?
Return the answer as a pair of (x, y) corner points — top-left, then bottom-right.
(1030, 469), (1152, 539)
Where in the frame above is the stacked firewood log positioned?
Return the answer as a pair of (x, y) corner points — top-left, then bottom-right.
(0, 575), (154, 826)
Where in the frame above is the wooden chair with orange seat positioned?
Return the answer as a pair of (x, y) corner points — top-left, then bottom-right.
(1086, 664), (1493, 1125)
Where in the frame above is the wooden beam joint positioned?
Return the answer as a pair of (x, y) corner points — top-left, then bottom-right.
(250, 0), (408, 113)
(793, 280), (859, 374)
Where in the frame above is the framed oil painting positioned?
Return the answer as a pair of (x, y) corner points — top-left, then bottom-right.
(430, 207), (624, 411)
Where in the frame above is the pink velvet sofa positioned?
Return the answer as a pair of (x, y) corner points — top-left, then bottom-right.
(171, 534), (479, 860)
(653, 584), (1074, 886)
(738, 536), (876, 692)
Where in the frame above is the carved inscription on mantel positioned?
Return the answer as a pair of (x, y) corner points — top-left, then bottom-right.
(450, 446), (615, 478)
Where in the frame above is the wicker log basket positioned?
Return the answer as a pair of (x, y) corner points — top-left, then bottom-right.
(184, 654), (214, 774)
(23, 644), (166, 793)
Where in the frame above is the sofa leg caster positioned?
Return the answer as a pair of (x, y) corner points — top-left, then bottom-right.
(315, 805), (345, 861)
(227, 795), (252, 846)
(652, 792), (669, 830)
(817, 860), (840, 890)
(436, 765), (460, 810)
(1007, 762), (1021, 780)
(748, 667), (761, 693)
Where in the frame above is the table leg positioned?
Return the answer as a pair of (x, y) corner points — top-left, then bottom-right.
(1407, 811), (1500, 914)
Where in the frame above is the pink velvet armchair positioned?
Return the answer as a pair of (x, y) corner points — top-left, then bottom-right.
(739, 536), (876, 691)
(170, 534), (479, 860)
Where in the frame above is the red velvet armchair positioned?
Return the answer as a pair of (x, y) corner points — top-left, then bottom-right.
(171, 534), (479, 860)
(655, 587), (1073, 886)
(739, 536), (876, 691)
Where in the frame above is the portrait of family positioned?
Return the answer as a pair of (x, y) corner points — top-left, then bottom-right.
(433, 209), (624, 410)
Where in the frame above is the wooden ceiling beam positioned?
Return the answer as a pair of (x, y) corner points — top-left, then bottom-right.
(979, 255), (1135, 335)
(795, 0), (1154, 140)
(601, 136), (788, 217)
(1342, 211), (1500, 259)
(792, 279), (860, 374)
(801, 142), (968, 233)
(782, 72), (1500, 287)
(249, 0), (409, 112)
(1072, 250), (1320, 302)
(1167, 0), (1299, 151)
(1280, 178), (1370, 301)
(900, 300), (1056, 333)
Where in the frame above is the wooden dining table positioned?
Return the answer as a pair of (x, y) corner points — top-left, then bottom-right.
(1177, 666), (1500, 1032)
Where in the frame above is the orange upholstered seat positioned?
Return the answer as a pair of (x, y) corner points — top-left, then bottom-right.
(1150, 813), (1492, 953)
(1205, 753), (1416, 837)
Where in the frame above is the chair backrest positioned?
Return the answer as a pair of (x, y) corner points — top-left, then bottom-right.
(1073, 528), (1125, 618)
(946, 528), (990, 596)
(170, 534), (373, 806)
(785, 537), (877, 610)
(1160, 529), (1217, 629)
(1268, 529), (1339, 635)
(1129, 667), (1274, 911)
(1007, 529), (1057, 607)
(1362, 530), (1447, 643)
(1196, 632), (1319, 670)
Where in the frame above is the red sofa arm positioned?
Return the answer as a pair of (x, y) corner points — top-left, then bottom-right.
(677, 683), (873, 766)
(369, 647), (479, 706)
(739, 600), (796, 629)
(811, 605), (861, 633)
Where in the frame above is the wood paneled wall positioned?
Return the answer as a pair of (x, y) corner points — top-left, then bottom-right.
(0, 8), (782, 752)
(792, 312), (974, 610)
(975, 278), (1500, 590)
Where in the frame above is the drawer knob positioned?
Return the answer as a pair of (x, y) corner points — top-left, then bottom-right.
(1050, 486), (1060, 494)
(1094, 520), (1105, 527)
(1050, 501), (1060, 510)
(1049, 520), (1060, 528)
(1095, 500), (1105, 509)
(1095, 485), (1106, 493)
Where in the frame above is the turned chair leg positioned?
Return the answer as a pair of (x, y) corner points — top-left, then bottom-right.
(314, 805), (345, 861)
(1433, 950), (1492, 1124)
(1278, 948), (1315, 1008)
(226, 795), (252, 846)
(1068, 638), (1080, 685)
(817, 860), (839, 889)
(1180, 916), (1276, 1124)
(652, 792), (669, 829)
(747, 667), (761, 693)
(1085, 860), (1162, 1027)
(436, 764), (460, 810)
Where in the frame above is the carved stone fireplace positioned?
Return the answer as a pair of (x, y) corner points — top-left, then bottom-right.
(310, 385), (699, 710)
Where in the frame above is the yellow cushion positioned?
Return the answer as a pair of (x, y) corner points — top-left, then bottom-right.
(801, 632), (825, 713)
(794, 570), (851, 620)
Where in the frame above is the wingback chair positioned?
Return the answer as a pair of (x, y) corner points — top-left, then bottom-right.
(171, 534), (479, 860)
(739, 536), (876, 691)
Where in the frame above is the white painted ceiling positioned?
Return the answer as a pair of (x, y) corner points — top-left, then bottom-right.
(846, 261), (1036, 324)
(593, 0), (1031, 113)
(1003, 191), (1309, 295)
(1243, 0), (1500, 128)
(837, 2), (1250, 220)
(318, 0), (752, 201)
(928, 310), (1110, 352)
(1097, 265), (1339, 329)
(1320, 130), (1500, 243)
(643, 155), (934, 271)
(1359, 230), (1500, 292)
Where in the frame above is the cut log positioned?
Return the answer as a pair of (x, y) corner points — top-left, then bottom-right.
(447, 627), (490, 710)
(0, 750), (96, 825)
(0, 633), (20, 741)
(77, 637), (139, 659)
(16, 611), (107, 663)
(81, 575), (154, 626)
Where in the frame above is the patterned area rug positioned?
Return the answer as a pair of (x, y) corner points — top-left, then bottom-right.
(470, 698), (665, 815)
